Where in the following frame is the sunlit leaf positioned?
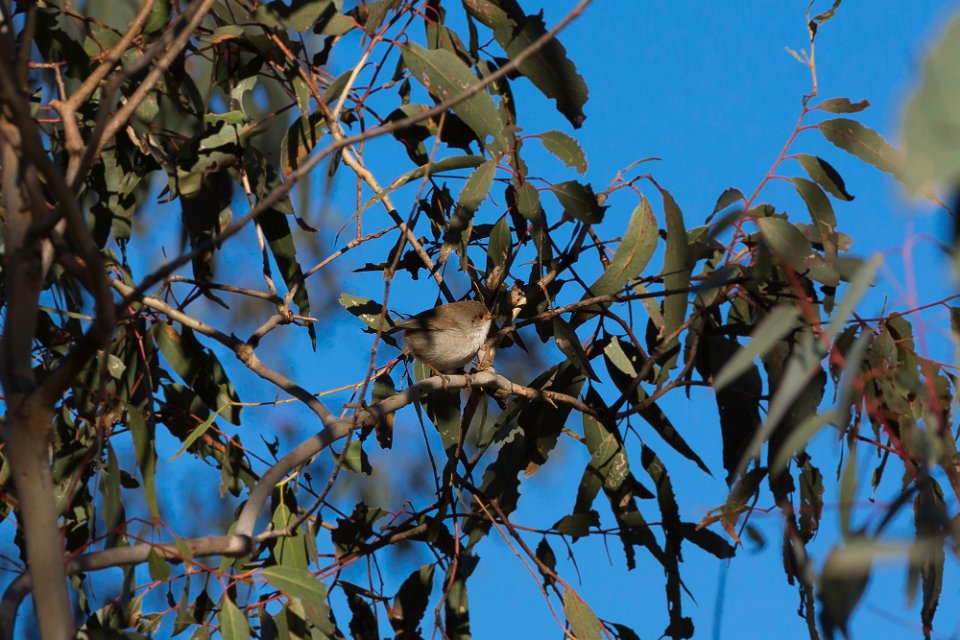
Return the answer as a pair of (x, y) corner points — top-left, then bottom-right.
(583, 197), (657, 302)
(401, 43), (507, 153)
(218, 595), (250, 640)
(819, 117), (900, 175)
(538, 130), (587, 173)
(562, 590), (603, 640)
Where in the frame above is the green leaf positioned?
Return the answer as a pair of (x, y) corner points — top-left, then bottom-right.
(254, 165), (312, 339)
(637, 393), (711, 474)
(795, 154), (854, 201)
(440, 159), (497, 261)
(262, 565), (328, 602)
(549, 180), (606, 224)
(106, 353), (126, 379)
(553, 316), (598, 380)
(253, 0), (336, 32)
(901, 17), (960, 193)
(389, 565), (435, 637)
(736, 330), (827, 478)
(678, 522), (736, 559)
(819, 97), (870, 114)
(713, 305), (800, 391)
(538, 130), (587, 174)
(825, 254), (880, 340)
(362, 155), (486, 215)
(218, 595), (250, 640)
(554, 512), (599, 537)
(583, 197), (657, 301)
(659, 186), (691, 363)
(463, 0), (588, 127)
(789, 177), (839, 257)
(344, 583), (379, 640)
(486, 213), (512, 287)
(757, 217), (813, 266)
(401, 43), (507, 153)
(128, 406), (159, 518)
(146, 548), (170, 582)
(798, 459), (825, 542)
(170, 413), (215, 461)
(342, 440), (372, 475)
(515, 181), (544, 222)
(280, 109), (325, 177)
(338, 293), (387, 332)
(708, 187), (745, 222)
(99, 446), (124, 545)
(151, 321), (242, 424)
(562, 590), (603, 640)
(818, 117), (900, 175)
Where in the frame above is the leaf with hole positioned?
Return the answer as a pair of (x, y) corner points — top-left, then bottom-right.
(401, 43), (507, 153)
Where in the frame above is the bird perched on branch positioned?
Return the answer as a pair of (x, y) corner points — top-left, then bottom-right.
(391, 300), (495, 373)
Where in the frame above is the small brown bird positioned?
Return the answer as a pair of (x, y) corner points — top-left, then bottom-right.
(392, 300), (494, 372)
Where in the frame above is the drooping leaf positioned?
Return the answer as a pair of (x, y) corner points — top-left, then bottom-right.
(463, 0), (589, 127)
(659, 185), (690, 370)
(387, 565), (435, 638)
(440, 159), (497, 262)
(218, 595), (250, 640)
(795, 154), (854, 201)
(127, 406), (159, 518)
(253, 164), (314, 345)
(151, 321), (242, 425)
(819, 542), (872, 640)
(697, 331), (762, 485)
(713, 305), (800, 391)
(553, 316), (598, 380)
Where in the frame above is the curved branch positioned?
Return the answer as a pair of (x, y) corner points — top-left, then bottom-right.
(0, 535), (250, 639)
(109, 278), (336, 425)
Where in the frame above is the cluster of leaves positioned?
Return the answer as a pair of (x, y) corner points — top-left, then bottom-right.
(2, 1), (959, 639)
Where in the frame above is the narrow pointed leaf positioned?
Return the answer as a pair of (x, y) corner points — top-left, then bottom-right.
(713, 305), (800, 391)
(562, 590), (603, 640)
(819, 118), (900, 175)
(583, 197), (657, 300)
(795, 154), (854, 201)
